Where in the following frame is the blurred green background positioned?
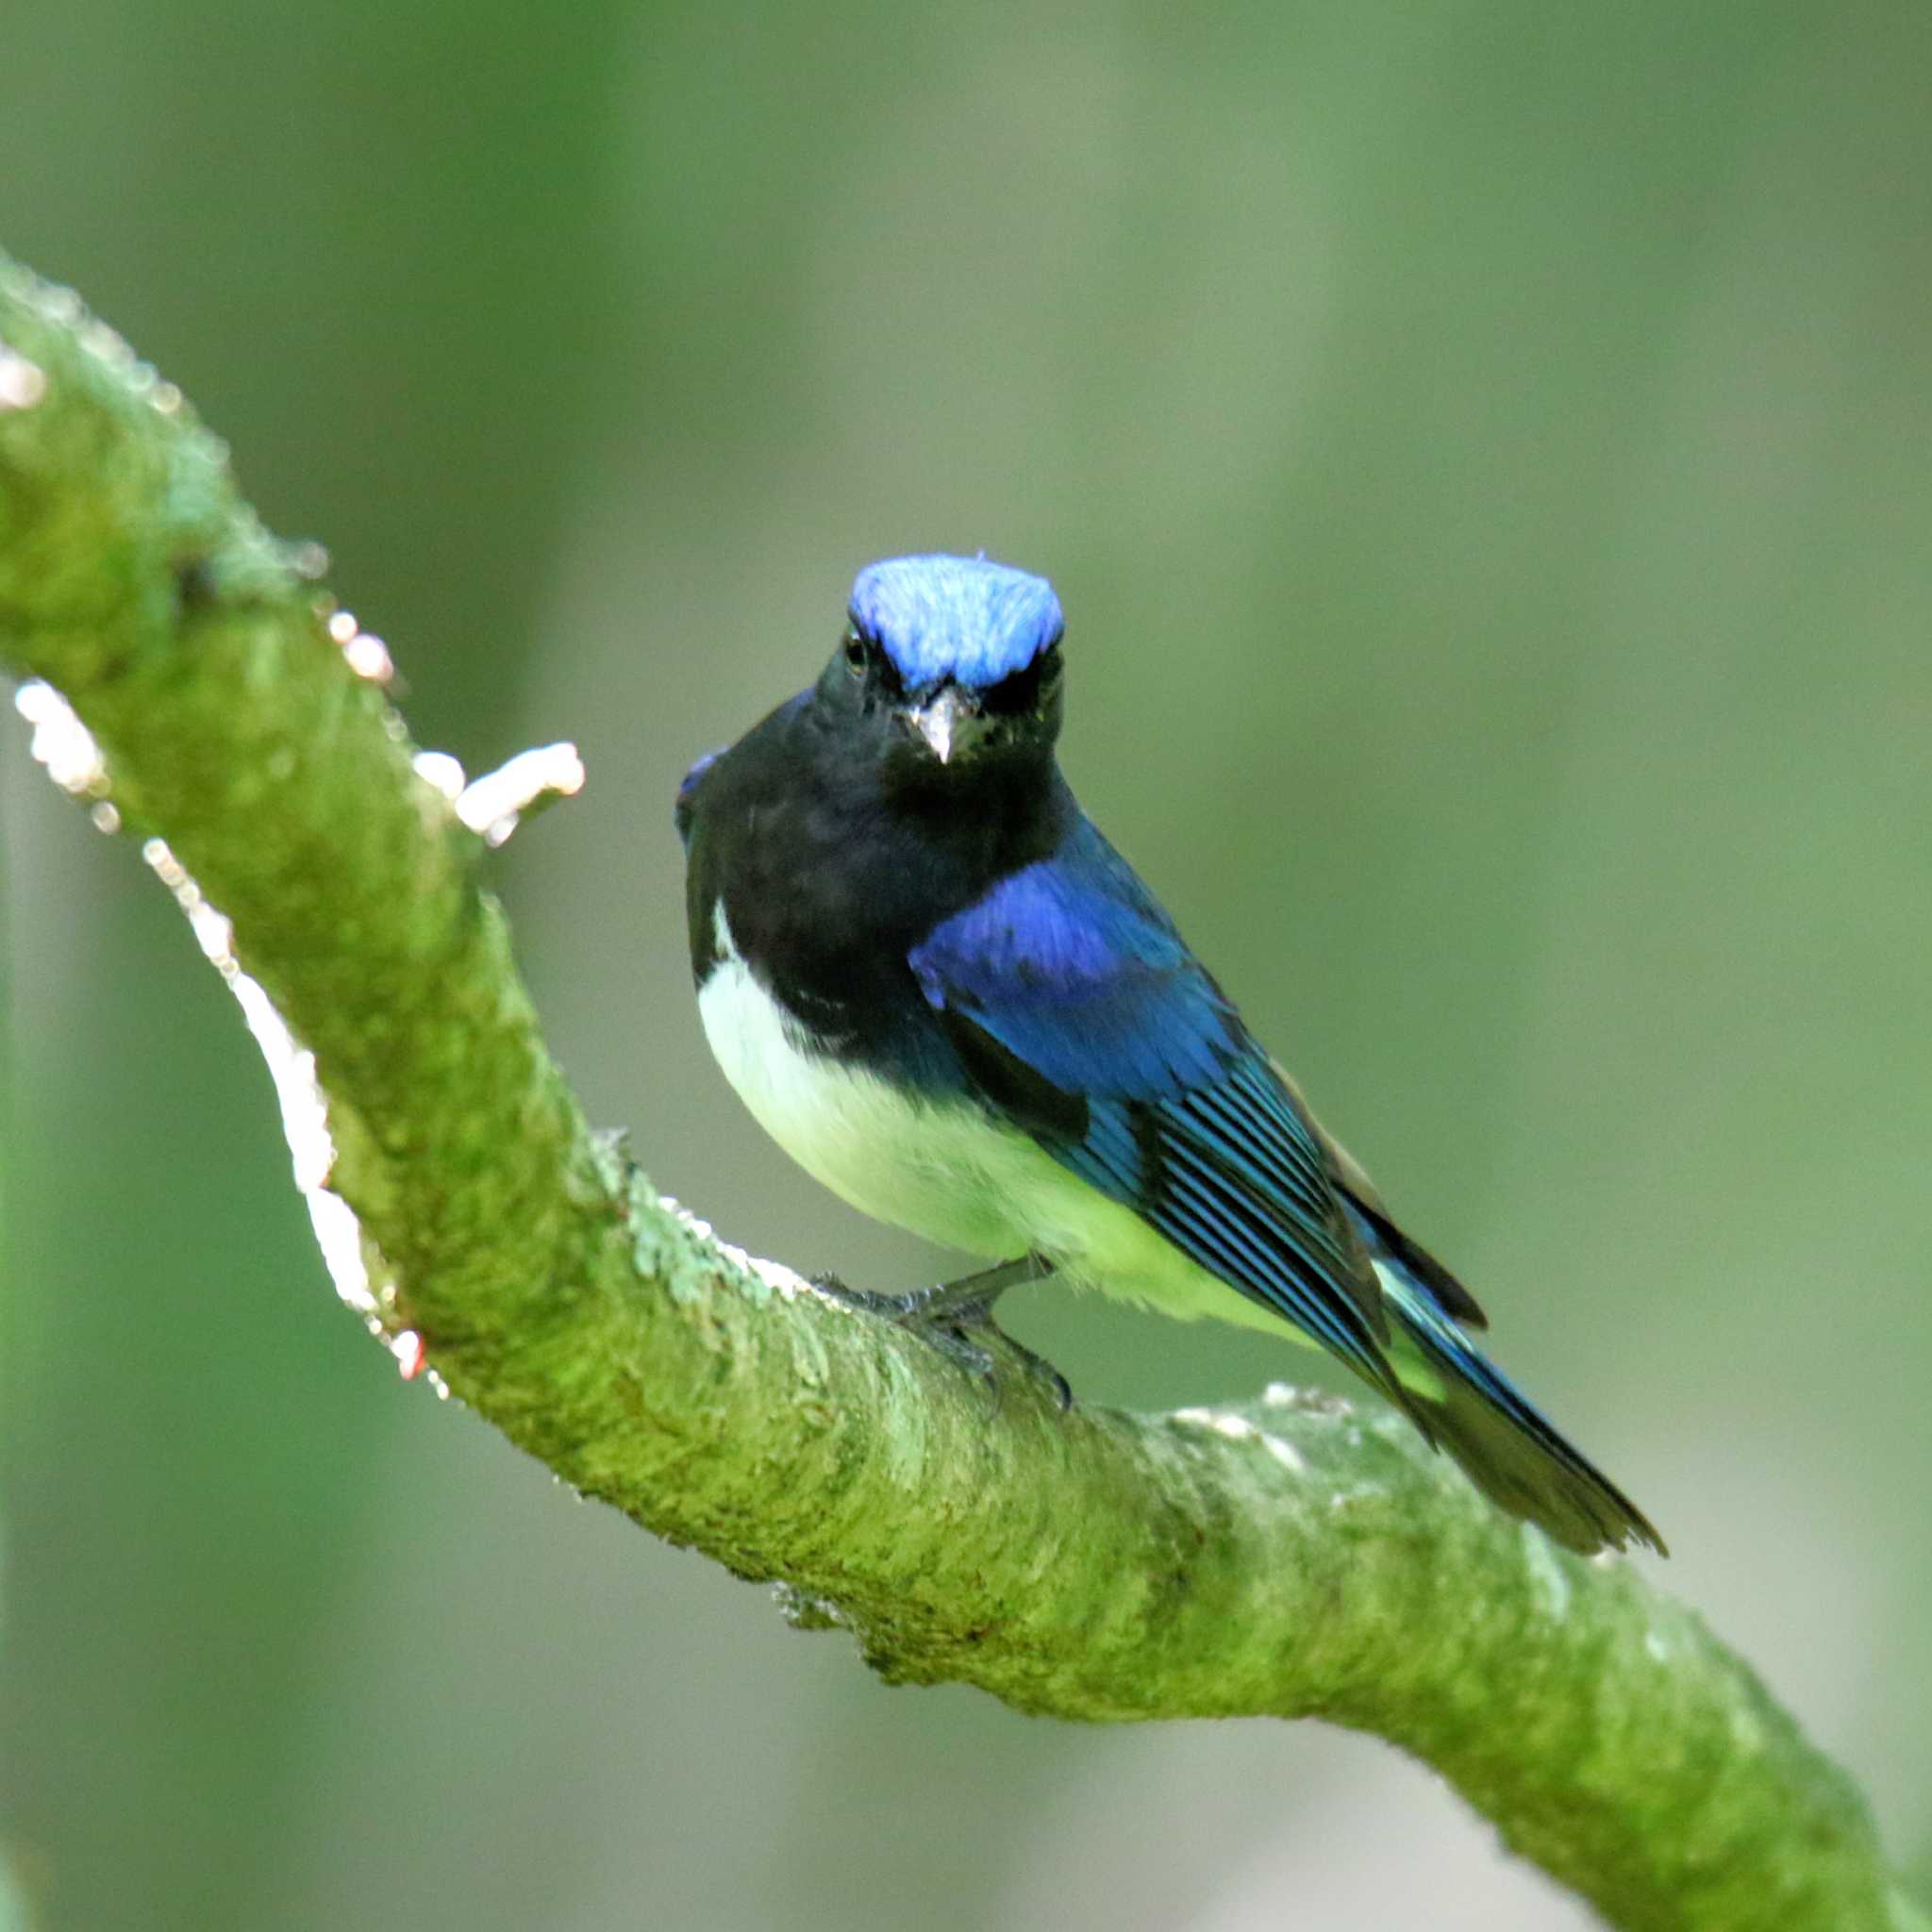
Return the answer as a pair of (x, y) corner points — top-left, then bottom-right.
(4, 3), (1931, 1926)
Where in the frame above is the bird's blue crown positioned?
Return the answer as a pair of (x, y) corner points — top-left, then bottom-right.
(849, 555), (1063, 691)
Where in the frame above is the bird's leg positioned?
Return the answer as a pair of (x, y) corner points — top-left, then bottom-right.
(810, 1251), (1053, 1321)
(810, 1255), (1072, 1407)
(911, 1251), (1058, 1321)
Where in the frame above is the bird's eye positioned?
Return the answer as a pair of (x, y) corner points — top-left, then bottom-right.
(842, 628), (869, 677)
(984, 642), (1062, 716)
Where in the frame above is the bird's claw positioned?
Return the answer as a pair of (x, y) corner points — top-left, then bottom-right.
(911, 1312), (1002, 1389)
(937, 1298), (1074, 1412)
(810, 1274), (1074, 1411)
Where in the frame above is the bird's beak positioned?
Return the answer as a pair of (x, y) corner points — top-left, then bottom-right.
(906, 686), (977, 765)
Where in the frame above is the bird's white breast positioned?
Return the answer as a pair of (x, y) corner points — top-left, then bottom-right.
(695, 902), (1289, 1335)
(696, 904), (1034, 1257)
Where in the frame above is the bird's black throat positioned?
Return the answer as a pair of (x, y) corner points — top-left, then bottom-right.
(682, 687), (1074, 1073)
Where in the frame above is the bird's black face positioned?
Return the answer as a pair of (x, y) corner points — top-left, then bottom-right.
(817, 621), (1065, 778)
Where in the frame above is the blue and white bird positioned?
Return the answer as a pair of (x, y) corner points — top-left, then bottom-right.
(676, 553), (1662, 1555)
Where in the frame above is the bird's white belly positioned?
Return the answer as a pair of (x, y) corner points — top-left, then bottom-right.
(695, 906), (1291, 1336)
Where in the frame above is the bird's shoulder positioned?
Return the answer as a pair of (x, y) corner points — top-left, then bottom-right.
(908, 814), (1241, 1104)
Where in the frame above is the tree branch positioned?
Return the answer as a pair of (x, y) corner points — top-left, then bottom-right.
(0, 253), (1919, 1932)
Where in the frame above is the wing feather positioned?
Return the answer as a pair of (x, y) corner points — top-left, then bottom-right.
(910, 820), (1401, 1392)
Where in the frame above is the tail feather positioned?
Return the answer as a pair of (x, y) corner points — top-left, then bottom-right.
(1343, 1189), (1489, 1329)
(1343, 1208), (1665, 1556)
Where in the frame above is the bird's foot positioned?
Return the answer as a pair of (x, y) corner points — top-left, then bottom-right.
(810, 1257), (1072, 1410)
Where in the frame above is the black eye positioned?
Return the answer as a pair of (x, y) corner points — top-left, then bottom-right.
(984, 643), (1061, 716)
(842, 627), (868, 677)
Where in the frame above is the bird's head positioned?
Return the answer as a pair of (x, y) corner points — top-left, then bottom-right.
(816, 554), (1066, 778)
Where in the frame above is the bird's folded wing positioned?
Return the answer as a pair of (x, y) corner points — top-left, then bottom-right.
(908, 823), (1401, 1394)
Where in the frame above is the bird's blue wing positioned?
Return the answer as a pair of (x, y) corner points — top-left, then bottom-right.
(908, 820), (1399, 1395)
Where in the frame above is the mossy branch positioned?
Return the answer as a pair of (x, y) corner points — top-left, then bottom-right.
(0, 254), (1920, 1932)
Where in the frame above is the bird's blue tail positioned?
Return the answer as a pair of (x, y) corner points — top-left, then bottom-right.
(1344, 1205), (1664, 1555)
